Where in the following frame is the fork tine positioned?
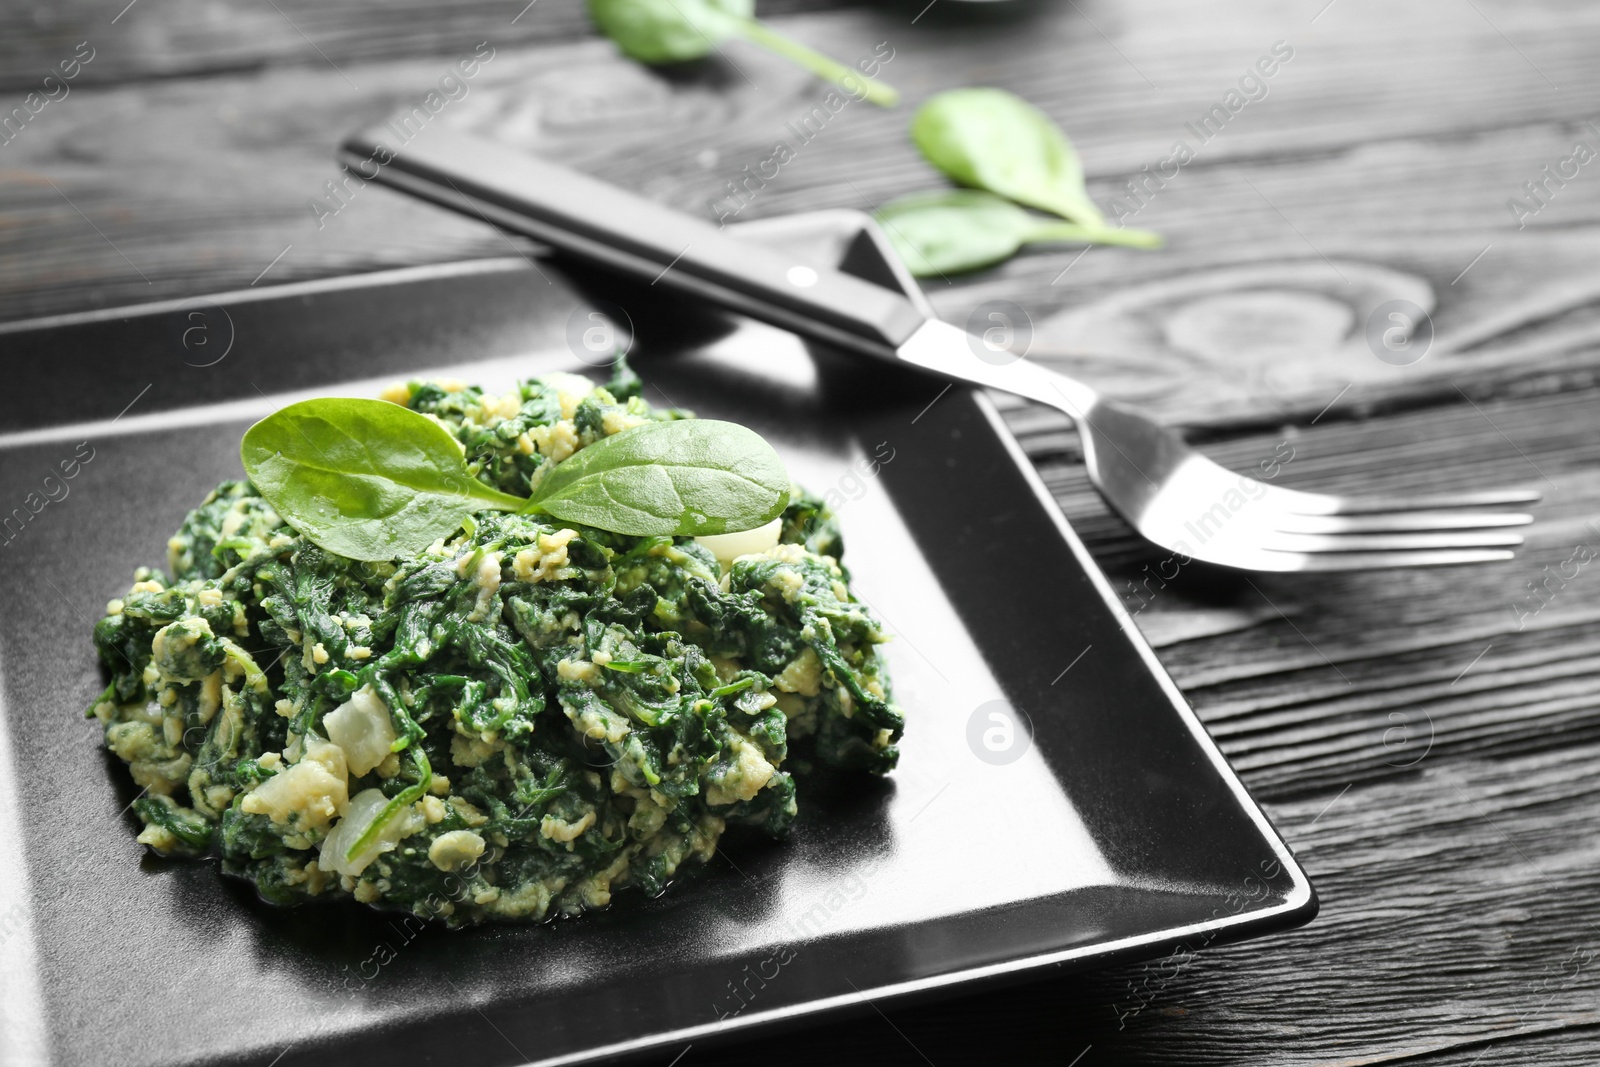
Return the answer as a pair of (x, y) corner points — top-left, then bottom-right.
(1261, 530), (1526, 553)
(1271, 510), (1535, 534)
(1244, 480), (1538, 520)
(1054, 389), (1539, 570)
(1260, 548), (1518, 571)
(1318, 488), (1542, 513)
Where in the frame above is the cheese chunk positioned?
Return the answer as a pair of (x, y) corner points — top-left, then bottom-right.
(240, 740), (349, 831)
(429, 830), (487, 872)
(323, 686), (397, 777)
(318, 787), (423, 878)
(695, 517), (783, 564)
(705, 733), (776, 806)
(773, 646), (823, 697)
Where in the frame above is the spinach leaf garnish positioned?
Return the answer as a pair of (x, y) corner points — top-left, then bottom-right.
(241, 398), (790, 561)
(911, 87), (1105, 225)
(875, 189), (1160, 277)
(880, 87), (1164, 274)
(586, 0), (898, 106)
(529, 417), (789, 537)
(241, 398), (527, 562)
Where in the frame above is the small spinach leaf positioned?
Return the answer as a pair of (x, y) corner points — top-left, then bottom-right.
(586, 0), (898, 106)
(875, 189), (1161, 276)
(242, 398), (527, 563)
(911, 88), (1105, 225)
(524, 419), (790, 537)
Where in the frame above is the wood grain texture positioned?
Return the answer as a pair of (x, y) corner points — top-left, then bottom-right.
(0, 0), (867, 90)
(4, 0), (1599, 390)
(3, 0), (1600, 1063)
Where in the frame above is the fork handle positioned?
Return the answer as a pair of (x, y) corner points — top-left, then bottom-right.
(339, 126), (927, 357)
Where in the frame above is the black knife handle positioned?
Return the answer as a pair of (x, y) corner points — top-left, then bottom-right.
(339, 125), (927, 356)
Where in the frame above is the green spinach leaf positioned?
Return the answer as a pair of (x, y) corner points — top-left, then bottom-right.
(911, 88), (1105, 225)
(587, 0), (747, 63)
(241, 398), (526, 563)
(586, 0), (897, 106)
(524, 418), (790, 536)
(875, 189), (1161, 276)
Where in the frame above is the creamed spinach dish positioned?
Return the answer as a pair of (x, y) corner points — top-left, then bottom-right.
(88, 366), (901, 925)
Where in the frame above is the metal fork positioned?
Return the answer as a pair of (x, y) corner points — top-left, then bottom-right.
(343, 126), (1537, 572)
(898, 323), (1537, 570)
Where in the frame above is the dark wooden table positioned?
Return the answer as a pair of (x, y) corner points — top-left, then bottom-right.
(7, 0), (1600, 1063)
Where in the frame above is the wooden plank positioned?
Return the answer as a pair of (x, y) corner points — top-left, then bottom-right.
(0, 0), (859, 89)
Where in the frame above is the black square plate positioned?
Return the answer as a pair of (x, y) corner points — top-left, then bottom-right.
(0, 210), (1314, 1067)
